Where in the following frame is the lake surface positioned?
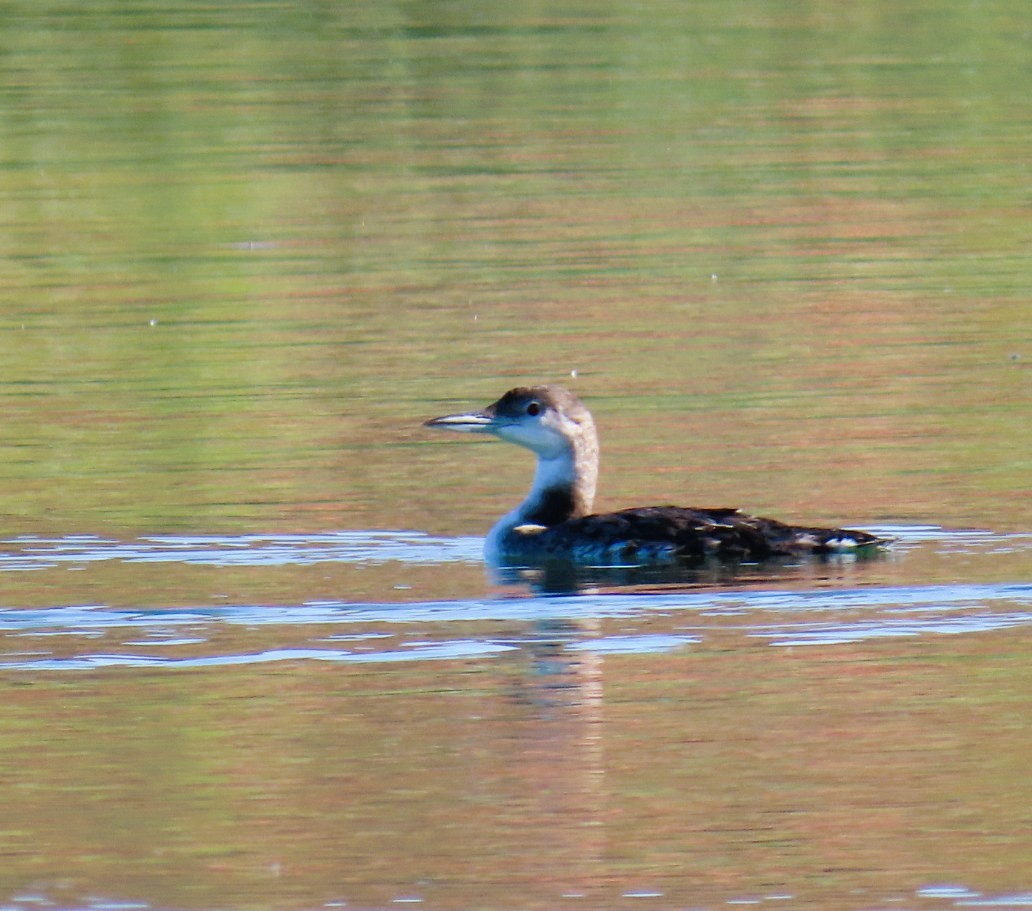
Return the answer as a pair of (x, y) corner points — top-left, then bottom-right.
(0, 2), (1029, 910)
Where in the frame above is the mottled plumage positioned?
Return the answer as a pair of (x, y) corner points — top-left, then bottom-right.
(425, 385), (888, 566)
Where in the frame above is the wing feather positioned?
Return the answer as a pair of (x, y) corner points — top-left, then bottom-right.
(531, 506), (885, 562)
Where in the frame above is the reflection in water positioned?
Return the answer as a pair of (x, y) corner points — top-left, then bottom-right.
(0, 0), (1028, 908)
(3, 581), (1028, 911)
(0, 527), (1027, 671)
(0, 534), (1028, 907)
(488, 544), (895, 593)
(499, 621), (610, 896)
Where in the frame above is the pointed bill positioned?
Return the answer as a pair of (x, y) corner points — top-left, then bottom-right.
(424, 411), (498, 434)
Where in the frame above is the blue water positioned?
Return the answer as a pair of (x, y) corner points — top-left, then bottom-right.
(2, 526), (1028, 672)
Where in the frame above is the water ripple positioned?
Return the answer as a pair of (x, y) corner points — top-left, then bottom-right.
(0, 639), (518, 671)
(0, 580), (1027, 671)
(0, 530), (484, 570)
(0, 525), (1026, 571)
(0, 582), (1028, 634)
(0, 526), (1027, 670)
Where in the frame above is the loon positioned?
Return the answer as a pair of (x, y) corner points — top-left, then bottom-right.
(425, 385), (889, 566)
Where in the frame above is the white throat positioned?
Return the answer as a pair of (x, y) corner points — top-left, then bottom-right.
(484, 431), (598, 562)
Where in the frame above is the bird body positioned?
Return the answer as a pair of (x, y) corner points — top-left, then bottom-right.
(425, 385), (888, 566)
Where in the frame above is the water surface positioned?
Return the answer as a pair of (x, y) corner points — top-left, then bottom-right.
(0, 1), (1028, 910)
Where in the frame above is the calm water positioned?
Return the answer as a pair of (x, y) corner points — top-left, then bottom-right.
(0, 1), (1029, 910)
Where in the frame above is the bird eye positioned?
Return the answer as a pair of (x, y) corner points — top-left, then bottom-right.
(526, 401), (541, 417)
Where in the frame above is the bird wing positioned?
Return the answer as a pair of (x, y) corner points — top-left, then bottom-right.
(536, 506), (884, 562)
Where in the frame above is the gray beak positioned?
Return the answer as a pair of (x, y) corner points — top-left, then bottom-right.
(424, 410), (498, 434)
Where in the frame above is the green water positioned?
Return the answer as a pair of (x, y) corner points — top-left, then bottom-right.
(0, 2), (1028, 909)
(1, 0), (1027, 535)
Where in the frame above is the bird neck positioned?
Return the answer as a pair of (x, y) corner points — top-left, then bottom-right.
(503, 428), (598, 526)
(523, 449), (594, 524)
(483, 420), (599, 564)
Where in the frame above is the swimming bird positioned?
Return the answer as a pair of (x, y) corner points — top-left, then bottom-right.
(425, 385), (889, 566)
